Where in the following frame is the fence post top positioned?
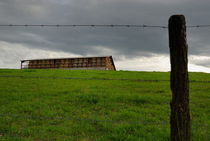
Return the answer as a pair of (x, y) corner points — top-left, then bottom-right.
(169, 15), (186, 23)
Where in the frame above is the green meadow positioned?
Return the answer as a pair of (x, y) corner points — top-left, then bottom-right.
(0, 69), (209, 141)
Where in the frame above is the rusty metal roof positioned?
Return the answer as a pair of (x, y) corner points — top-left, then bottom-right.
(21, 56), (111, 61)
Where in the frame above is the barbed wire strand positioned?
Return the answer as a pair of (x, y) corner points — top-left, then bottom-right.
(0, 24), (168, 29)
(0, 114), (209, 127)
(0, 24), (209, 28)
(0, 114), (168, 125)
(0, 75), (210, 83)
(187, 25), (210, 28)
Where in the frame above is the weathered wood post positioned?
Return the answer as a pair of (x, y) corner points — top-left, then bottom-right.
(169, 15), (191, 141)
(21, 61), (23, 69)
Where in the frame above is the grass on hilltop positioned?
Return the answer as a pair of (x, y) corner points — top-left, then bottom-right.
(0, 69), (209, 141)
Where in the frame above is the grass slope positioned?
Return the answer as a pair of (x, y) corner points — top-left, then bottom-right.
(0, 69), (209, 141)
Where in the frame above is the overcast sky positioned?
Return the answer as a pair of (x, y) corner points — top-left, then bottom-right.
(0, 0), (210, 72)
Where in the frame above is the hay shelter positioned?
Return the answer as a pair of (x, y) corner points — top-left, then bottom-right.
(21, 56), (116, 70)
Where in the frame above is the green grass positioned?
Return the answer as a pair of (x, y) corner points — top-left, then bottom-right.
(0, 69), (209, 141)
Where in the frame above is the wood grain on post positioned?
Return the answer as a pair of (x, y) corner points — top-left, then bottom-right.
(169, 15), (191, 141)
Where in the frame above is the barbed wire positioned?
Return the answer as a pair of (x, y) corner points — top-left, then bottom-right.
(0, 113), (168, 125)
(0, 75), (210, 83)
(0, 24), (168, 28)
(0, 24), (209, 29)
(0, 75), (168, 82)
(0, 113), (209, 127)
(187, 25), (210, 28)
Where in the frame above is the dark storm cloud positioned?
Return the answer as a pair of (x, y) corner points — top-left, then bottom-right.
(0, 0), (210, 60)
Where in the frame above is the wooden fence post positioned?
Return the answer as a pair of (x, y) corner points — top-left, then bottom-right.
(168, 15), (191, 141)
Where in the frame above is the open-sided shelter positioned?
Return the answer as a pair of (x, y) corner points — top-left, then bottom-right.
(21, 56), (116, 70)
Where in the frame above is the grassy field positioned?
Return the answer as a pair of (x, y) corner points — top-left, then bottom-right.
(0, 69), (209, 141)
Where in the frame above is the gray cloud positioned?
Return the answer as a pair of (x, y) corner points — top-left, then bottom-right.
(0, 0), (210, 69)
(189, 56), (210, 68)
